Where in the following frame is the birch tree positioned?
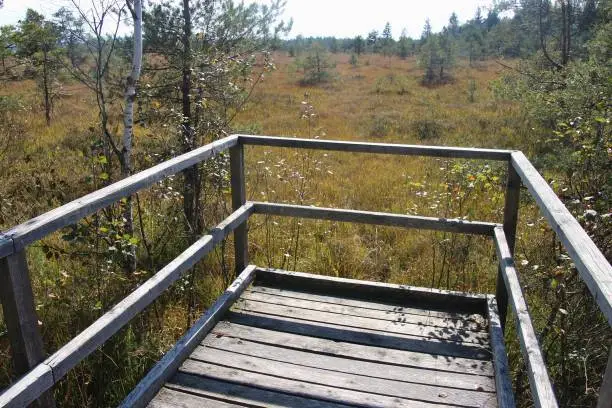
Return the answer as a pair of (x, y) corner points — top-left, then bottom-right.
(61, 0), (143, 271)
(122, 0), (143, 270)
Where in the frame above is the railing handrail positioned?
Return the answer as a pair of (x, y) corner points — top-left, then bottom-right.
(238, 134), (515, 160)
(0, 135), (610, 408)
(0, 136), (239, 258)
(510, 151), (612, 325)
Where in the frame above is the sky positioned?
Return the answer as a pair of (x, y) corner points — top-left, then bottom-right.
(0, 0), (497, 39)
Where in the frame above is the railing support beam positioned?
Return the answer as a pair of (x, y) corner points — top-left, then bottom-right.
(497, 161), (521, 331)
(0, 251), (54, 407)
(230, 144), (248, 277)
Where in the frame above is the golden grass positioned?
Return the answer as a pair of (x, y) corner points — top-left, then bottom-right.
(233, 53), (535, 294)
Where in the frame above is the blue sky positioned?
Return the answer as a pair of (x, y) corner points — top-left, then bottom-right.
(0, 0), (496, 39)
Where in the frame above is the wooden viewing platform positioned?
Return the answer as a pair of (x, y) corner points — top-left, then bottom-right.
(0, 135), (610, 408)
(140, 267), (503, 408)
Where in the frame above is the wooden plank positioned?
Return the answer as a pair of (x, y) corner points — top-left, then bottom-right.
(3, 136), (238, 253)
(203, 334), (496, 392)
(0, 251), (55, 407)
(255, 267), (488, 314)
(0, 364), (54, 408)
(227, 311), (491, 360)
(238, 134), (513, 161)
(252, 201), (498, 236)
(188, 348), (497, 407)
(494, 227), (558, 408)
(503, 161), (521, 254)
(0, 232), (13, 258)
(486, 295), (516, 408)
(242, 289), (487, 331)
(232, 297), (490, 345)
(149, 387), (247, 408)
(498, 161), (521, 330)
(210, 322), (494, 376)
(119, 265), (257, 408)
(178, 359), (458, 408)
(1, 206), (253, 408)
(167, 372), (354, 408)
(230, 144), (248, 275)
(597, 349), (612, 408)
(247, 286), (487, 324)
(0, 251), (47, 375)
(512, 152), (612, 325)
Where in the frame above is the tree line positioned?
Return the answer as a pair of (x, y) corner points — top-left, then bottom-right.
(282, 1), (602, 85)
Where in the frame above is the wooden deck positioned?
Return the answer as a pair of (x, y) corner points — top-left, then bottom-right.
(146, 268), (506, 408)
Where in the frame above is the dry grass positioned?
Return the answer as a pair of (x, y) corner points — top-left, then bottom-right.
(234, 53), (533, 293)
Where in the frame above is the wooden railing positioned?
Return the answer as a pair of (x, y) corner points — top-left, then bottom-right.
(0, 135), (610, 408)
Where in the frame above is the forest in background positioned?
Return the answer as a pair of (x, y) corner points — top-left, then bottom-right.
(0, 0), (610, 406)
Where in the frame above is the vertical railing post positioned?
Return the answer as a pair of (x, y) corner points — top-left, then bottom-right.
(497, 158), (521, 331)
(230, 142), (248, 276)
(0, 250), (55, 407)
(597, 349), (612, 408)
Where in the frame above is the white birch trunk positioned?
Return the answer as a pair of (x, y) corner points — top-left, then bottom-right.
(123, 0), (143, 177)
(122, 0), (143, 271)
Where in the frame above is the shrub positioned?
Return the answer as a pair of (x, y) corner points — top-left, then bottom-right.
(299, 44), (335, 86)
(368, 112), (400, 137)
(373, 73), (411, 95)
(468, 79), (477, 102)
(412, 119), (444, 140)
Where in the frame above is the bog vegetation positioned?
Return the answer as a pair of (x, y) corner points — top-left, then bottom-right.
(0, 0), (610, 406)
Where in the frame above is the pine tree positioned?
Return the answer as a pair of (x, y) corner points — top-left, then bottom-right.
(144, 0), (288, 237)
(0, 25), (16, 74)
(381, 22), (394, 57)
(301, 43), (333, 84)
(448, 12), (460, 37)
(354, 35), (365, 56)
(398, 29), (411, 59)
(366, 30), (378, 52)
(15, 9), (59, 125)
(382, 22), (392, 43)
(418, 33), (440, 84)
(421, 18), (432, 41)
